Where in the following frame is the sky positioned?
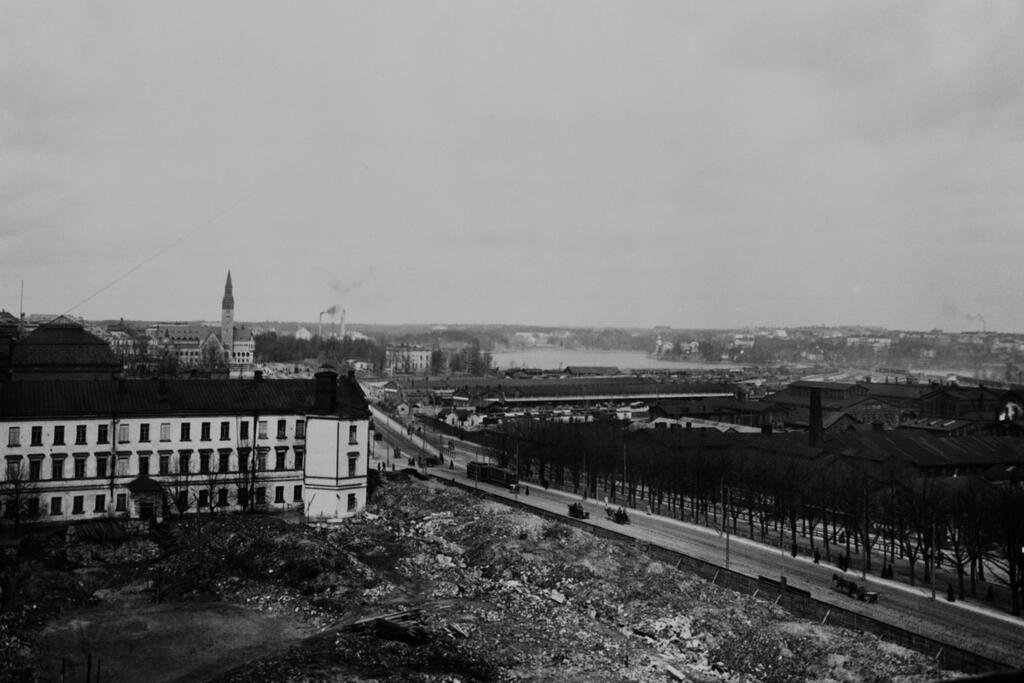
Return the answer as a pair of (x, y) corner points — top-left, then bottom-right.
(1, 1), (1023, 332)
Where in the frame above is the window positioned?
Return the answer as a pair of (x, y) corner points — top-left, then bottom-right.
(7, 427), (19, 447)
(50, 497), (63, 516)
(29, 459), (42, 481)
(240, 421), (250, 441)
(139, 424), (150, 442)
(220, 421), (230, 441)
(237, 488), (248, 509)
(180, 423), (191, 441)
(348, 453), (358, 478)
(294, 450), (304, 470)
(258, 421), (267, 439)
(276, 419), (286, 439)
(74, 458), (87, 479)
(72, 496), (84, 515)
(97, 424), (109, 444)
(95, 455), (108, 479)
(176, 491), (189, 511)
(178, 452), (191, 474)
(115, 493), (127, 512)
(201, 422), (211, 441)
(53, 426), (65, 445)
(118, 423), (129, 443)
(51, 458), (65, 480)
(347, 493), (357, 511)
(218, 452), (230, 473)
(117, 455), (130, 476)
(256, 487), (266, 505)
(94, 495), (106, 513)
(75, 425), (87, 445)
(275, 450), (286, 470)
(274, 486), (284, 503)
(295, 420), (305, 438)
(199, 452), (210, 474)
(138, 456), (150, 475)
(4, 457), (21, 480)
(160, 423), (171, 442)
(159, 455), (170, 475)
(198, 490), (209, 509)
(217, 488), (228, 507)
(293, 485), (303, 502)
(348, 425), (358, 444)
(31, 426), (42, 446)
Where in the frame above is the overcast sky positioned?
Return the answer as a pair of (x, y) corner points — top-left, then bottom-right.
(2, 1), (1022, 332)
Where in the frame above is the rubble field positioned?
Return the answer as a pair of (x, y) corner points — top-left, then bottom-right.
(1, 475), (965, 682)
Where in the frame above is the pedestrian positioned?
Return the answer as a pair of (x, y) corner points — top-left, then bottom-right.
(525, 486), (530, 496)
(813, 548), (821, 565)
(947, 584), (956, 602)
(449, 461), (454, 470)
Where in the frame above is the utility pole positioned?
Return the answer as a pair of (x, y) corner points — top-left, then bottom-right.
(722, 477), (731, 570)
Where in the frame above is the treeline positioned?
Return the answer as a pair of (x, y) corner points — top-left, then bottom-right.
(486, 422), (1024, 614)
(255, 333), (384, 367)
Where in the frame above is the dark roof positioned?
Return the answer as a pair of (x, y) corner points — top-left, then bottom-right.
(898, 417), (974, 433)
(821, 433), (1024, 471)
(10, 316), (121, 373)
(790, 380), (860, 391)
(0, 375), (370, 420)
(857, 382), (929, 400)
(563, 366), (620, 376)
(127, 475), (165, 494)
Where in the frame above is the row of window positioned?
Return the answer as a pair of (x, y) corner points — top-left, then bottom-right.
(1, 485), (325, 519)
(3, 447), (313, 481)
(5, 419), (322, 447)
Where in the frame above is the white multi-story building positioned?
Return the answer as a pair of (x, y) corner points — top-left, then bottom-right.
(0, 370), (370, 525)
(384, 344), (431, 375)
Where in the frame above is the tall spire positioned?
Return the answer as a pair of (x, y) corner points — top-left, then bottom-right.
(222, 270), (234, 310)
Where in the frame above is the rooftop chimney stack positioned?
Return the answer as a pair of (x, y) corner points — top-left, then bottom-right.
(314, 370), (338, 412)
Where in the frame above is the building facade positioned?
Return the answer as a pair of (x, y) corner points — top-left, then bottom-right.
(384, 344), (431, 375)
(0, 371), (370, 525)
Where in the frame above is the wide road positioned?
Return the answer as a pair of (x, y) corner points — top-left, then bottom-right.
(369, 407), (1024, 669)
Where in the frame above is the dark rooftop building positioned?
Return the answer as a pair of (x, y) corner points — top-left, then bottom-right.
(5, 315), (122, 380)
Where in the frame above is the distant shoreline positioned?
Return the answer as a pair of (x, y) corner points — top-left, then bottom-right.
(491, 348), (749, 371)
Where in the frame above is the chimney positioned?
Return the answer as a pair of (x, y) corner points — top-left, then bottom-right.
(314, 370), (338, 412)
(809, 387), (823, 447)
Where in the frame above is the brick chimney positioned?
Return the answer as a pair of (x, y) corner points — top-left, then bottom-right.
(314, 370), (338, 412)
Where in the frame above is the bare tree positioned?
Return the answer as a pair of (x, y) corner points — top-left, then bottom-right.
(0, 462), (39, 533)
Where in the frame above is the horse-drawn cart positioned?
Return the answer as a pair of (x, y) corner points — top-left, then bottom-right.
(568, 502), (590, 519)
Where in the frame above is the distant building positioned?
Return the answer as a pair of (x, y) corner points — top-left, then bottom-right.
(150, 272), (255, 376)
(294, 327), (313, 341)
(385, 345), (430, 375)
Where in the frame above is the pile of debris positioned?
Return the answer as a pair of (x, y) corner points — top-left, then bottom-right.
(210, 481), (960, 682)
(0, 478), (966, 681)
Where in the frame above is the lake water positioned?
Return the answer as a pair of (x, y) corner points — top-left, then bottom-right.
(490, 348), (747, 371)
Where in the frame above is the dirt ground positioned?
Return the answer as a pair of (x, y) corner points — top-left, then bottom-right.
(1, 475), (968, 682)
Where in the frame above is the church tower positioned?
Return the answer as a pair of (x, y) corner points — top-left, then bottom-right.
(221, 271), (235, 362)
